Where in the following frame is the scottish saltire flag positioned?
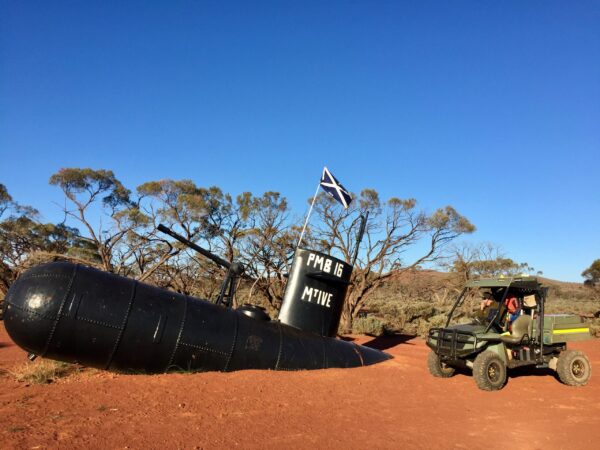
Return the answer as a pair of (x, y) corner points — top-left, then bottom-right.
(320, 167), (353, 209)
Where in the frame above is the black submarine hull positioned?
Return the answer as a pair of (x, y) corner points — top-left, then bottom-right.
(3, 262), (389, 372)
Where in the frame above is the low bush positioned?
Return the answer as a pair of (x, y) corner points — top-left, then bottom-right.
(586, 317), (600, 337)
(352, 316), (386, 336)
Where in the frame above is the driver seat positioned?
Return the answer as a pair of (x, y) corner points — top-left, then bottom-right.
(500, 315), (532, 345)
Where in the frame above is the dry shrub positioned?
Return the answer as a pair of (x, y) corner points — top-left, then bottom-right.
(402, 302), (435, 321)
(587, 318), (600, 337)
(370, 301), (405, 330)
(415, 313), (448, 337)
(352, 317), (385, 336)
(10, 359), (76, 384)
(431, 288), (455, 307)
(367, 294), (449, 334)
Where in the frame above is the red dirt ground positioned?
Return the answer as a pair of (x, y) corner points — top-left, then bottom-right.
(1, 323), (599, 450)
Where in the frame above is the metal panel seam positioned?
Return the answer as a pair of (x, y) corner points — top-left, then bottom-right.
(166, 294), (188, 371)
(275, 322), (284, 370)
(75, 316), (123, 330)
(104, 280), (137, 370)
(42, 264), (78, 357)
(179, 341), (229, 357)
(5, 301), (57, 320)
(223, 312), (238, 371)
(18, 273), (73, 281)
(352, 343), (365, 366)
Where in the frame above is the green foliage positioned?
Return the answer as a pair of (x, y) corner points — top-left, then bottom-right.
(465, 258), (532, 277)
(582, 259), (600, 286)
(47, 168), (177, 277)
(445, 243), (539, 291)
(138, 179), (209, 235)
(428, 206), (476, 234)
(49, 168), (131, 209)
(359, 189), (381, 210)
(0, 217), (77, 258)
(0, 183), (86, 294)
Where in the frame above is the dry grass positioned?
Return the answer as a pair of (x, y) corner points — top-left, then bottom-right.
(9, 359), (77, 384)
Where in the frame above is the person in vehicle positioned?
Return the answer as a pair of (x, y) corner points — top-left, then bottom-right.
(505, 295), (521, 330)
(480, 292), (493, 310)
(478, 292), (498, 323)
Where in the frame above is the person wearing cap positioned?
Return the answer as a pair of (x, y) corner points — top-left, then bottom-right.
(478, 292), (498, 323)
(480, 291), (497, 310)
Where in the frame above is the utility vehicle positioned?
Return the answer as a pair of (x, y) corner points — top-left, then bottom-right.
(426, 276), (592, 391)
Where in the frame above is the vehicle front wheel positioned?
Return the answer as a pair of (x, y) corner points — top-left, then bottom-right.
(427, 351), (455, 378)
(473, 351), (507, 391)
(556, 350), (591, 387)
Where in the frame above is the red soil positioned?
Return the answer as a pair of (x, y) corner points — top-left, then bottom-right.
(1, 323), (599, 449)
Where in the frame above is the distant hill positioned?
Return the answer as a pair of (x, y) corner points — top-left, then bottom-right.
(385, 269), (589, 296)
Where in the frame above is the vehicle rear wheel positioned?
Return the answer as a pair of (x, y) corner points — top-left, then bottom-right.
(427, 351), (455, 378)
(556, 350), (591, 387)
(473, 351), (507, 391)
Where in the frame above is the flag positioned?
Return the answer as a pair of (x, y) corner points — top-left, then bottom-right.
(320, 167), (352, 209)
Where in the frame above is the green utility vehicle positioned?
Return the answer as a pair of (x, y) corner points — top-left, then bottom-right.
(426, 276), (592, 391)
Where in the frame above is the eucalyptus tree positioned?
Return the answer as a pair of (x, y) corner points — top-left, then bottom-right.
(49, 168), (173, 280)
(310, 189), (475, 329)
(0, 183), (80, 295)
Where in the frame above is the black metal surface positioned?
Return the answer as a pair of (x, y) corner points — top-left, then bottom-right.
(3, 262), (390, 373)
(278, 248), (353, 337)
(539, 287), (547, 364)
(237, 304), (271, 321)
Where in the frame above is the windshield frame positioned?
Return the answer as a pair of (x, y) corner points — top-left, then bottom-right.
(444, 285), (511, 330)
(485, 286), (510, 332)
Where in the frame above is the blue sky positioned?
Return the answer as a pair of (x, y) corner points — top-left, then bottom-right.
(1, 1), (599, 281)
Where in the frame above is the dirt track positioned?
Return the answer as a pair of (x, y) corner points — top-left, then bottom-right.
(1, 323), (599, 450)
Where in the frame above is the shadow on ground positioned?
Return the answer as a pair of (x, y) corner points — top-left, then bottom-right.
(363, 333), (416, 351)
(508, 365), (557, 380)
(430, 361), (560, 384)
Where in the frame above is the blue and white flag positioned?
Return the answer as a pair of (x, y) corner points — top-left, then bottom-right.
(320, 167), (352, 209)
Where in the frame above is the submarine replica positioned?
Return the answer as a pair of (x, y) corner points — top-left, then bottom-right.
(3, 224), (390, 373)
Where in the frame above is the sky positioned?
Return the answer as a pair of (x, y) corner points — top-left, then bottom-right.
(1, 1), (599, 282)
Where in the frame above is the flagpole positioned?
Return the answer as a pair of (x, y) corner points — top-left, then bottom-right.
(297, 180), (321, 249)
(351, 210), (369, 266)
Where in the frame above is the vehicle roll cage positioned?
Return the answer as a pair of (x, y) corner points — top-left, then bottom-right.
(444, 286), (511, 332)
(443, 281), (550, 365)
